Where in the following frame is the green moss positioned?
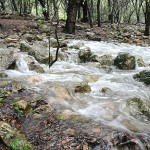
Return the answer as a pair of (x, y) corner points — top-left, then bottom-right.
(126, 97), (150, 120)
(133, 70), (150, 85)
(75, 83), (91, 93)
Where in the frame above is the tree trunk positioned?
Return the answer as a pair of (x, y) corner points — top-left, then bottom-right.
(35, 0), (38, 15)
(38, 0), (49, 20)
(65, 0), (81, 34)
(24, 1), (27, 13)
(12, 0), (18, 11)
(1, 0), (5, 10)
(144, 1), (150, 36)
(97, 0), (101, 27)
(19, 0), (22, 15)
(82, 1), (88, 22)
(86, 0), (93, 28)
(53, 0), (59, 21)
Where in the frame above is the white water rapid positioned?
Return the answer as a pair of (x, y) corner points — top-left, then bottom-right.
(5, 40), (150, 136)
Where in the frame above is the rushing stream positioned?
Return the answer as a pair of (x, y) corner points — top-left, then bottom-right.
(4, 40), (150, 137)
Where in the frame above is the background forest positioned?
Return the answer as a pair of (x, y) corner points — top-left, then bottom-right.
(0, 0), (150, 35)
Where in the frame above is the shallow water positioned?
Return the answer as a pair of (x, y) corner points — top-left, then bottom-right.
(5, 40), (150, 135)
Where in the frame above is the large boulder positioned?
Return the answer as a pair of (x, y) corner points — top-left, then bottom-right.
(114, 52), (135, 70)
(0, 122), (32, 149)
(91, 54), (113, 67)
(24, 56), (45, 73)
(124, 97), (150, 122)
(20, 41), (53, 64)
(78, 47), (92, 63)
(0, 72), (8, 78)
(133, 70), (150, 85)
(0, 49), (16, 71)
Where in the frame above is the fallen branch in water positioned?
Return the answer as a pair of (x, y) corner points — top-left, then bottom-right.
(49, 20), (60, 68)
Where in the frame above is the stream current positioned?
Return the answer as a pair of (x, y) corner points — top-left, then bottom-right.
(5, 40), (150, 137)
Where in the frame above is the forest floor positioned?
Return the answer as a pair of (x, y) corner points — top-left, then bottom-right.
(0, 13), (150, 150)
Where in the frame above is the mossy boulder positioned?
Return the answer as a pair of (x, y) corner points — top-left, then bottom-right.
(78, 47), (93, 63)
(75, 83), (91, 93)
(51, 40), (67, 48)
(133, 70), (150, 85)
(0, 122), (32, 149)
(29, 63), (45, 73)
(125, 97), (150, 121)
(114, 52), (135, 70)
(20, 42), (32, 52)
(91, 54), (113, 67)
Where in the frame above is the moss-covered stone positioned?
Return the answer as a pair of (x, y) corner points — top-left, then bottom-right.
(78, 48), (92, 63)
(114, 52), (135, 70)
(20, 42), (31, 52)
(29, 63), (45, 73)
(133, 70), (150, 85)
(0, 72), (8, 78)
(51, 40), (67, 48)
(75, 83), (91, 93)
(0, 122), (33, 149)
(125, 97), (150, 121)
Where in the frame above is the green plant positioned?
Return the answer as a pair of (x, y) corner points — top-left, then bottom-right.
(0, 89), (6, 107)
(10, 139), (29, 150)
(10, 102), (23, 118)
(57, 115), (64, 120)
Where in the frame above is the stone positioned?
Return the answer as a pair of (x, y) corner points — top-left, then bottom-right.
(125, 97), (150, 121)
(135, 55), (145, 67)
(20, 42), (32, 52)
(20, 41), (53, 64)
(5, 38), (19, 43)
(87, 32), (101, 41)
(101, 87), (112, 95)
(78, 47), (92, 63)
(0, 72), (8, 78)
(12, 83), (23, 92)
(133, 70), (150, 85)
(0, 122), (32, 149)
(51, 40), (67, 48)
(29, 63), (45, 73)
(75, 83), (91, 93)
(114, 52), (136, 70)
(0, 49), (16, 71)
(91, 54), (113, 67)
(133, 39), (141, 43)
(35, 105), (53, 113)
(16, 100), (32, 115)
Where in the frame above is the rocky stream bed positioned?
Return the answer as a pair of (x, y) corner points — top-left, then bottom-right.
(0, 16), (150, 150)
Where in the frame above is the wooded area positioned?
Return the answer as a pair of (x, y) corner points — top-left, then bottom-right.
(0, 0), (150, 35)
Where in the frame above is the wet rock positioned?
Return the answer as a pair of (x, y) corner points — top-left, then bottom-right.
(20, 41), (53, 64)
(69, 45), (80, 49)
(67, 115), (89, 123)
(101, 87), (112, 95)
(75, 83), (91, 93)
(12, 83), (24, 92)
(16, 100), (32, 115)
(35, 105), (53, 113)
(78, 47), (92, 63)
(133, 70), (150, 85)
(20, 42), (32, 52)
(135, 55), (145, 67)
(29, 63), (45, 73)
(51, 40), (67, 48)
(85, 75), (99, 82)
(0, 49), (16, 71)
(86, 32), (101, 41)
(125, 97), (150, 121)
(114, 52), (136, 70)
(0, 122), (32, 149)
(91, 54), (113, 67)
(27, 75), (43, 84)
(0, 72), (8, 78)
